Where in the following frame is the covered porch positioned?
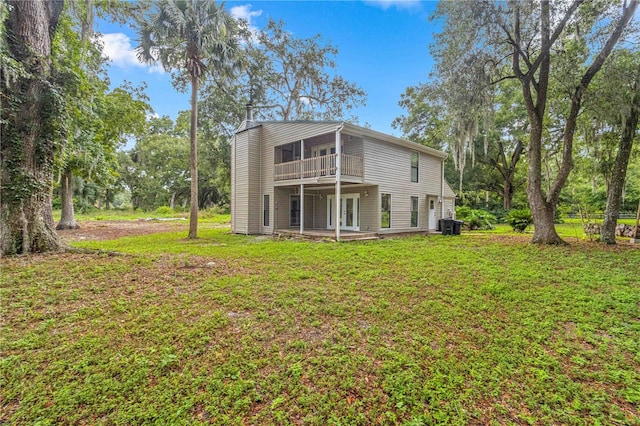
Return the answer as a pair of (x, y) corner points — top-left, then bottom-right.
(273, 183), (379, 241)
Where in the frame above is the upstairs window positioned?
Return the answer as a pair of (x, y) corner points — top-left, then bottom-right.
(411, 151), (419, 182)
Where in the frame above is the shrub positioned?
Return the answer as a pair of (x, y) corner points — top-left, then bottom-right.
(154, 206), (174, 216)
(455, 206), (496, 230)
(505, 208), (533, 232)
(200, 204), (230, 218)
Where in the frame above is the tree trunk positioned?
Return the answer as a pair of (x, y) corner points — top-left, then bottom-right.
(170, 192), (176, 210)
(188, 75), (199, 239)
(600, 90), (639, 244)
(527, 122), (566, 245)
(105, 189), (111, 210)
(519, 0), (636, 245)
(503, 180), (513, 211)
(56, 167), (79, 230)
(1, 0), (66, 255)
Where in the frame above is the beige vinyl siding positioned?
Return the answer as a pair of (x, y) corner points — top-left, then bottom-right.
(232, 127), (263, 234)
(303, 194), (315, 229)
(443, 180), (456, 198)
(363, 137), (441, 232)
(342, 136), (363, 158)
(246, 128), (262, 234)
(274, 187), (292, 229)
(313, 193), (328, 229)
(262, 122), (340, 148)
(259, 127), (274, 234)
(232, 132), (249, 233)
(358, 186), (378, 232)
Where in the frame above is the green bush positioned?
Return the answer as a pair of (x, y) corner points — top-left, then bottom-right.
(455, 206), (496, 230)
(505, 209), (533, 232)
(154, 206), (174, 216)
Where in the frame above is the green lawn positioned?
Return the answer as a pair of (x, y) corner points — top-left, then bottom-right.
(52, 209), (231, 224)
(2, 227), (639, 424)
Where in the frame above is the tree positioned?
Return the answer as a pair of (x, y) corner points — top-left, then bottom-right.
(394, 77), (527, 210)
(54, 1), (150, 229)
(248, 19), (366, 121)
(136, 0), (242, 238)
(432, 0), (638, 244)
(1, 0), (66, 255)
(54, 7), (109, 230)
(591, 50), (640, 244)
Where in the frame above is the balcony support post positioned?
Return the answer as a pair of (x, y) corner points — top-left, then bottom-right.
(300, 139), (304, 178)
(335, 124), (344, 241)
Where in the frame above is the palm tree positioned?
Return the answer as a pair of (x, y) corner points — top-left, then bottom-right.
(136, 0), (241, 238)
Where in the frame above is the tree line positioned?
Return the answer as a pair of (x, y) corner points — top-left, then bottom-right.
(1, 0), (365, 254)
(394, 0), (639, 245)
(2, 0), (638, 255)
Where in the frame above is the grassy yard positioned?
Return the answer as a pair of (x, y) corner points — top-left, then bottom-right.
(2, 225), (639, 424)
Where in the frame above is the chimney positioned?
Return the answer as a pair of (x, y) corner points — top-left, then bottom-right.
(245, 103), (254, 127)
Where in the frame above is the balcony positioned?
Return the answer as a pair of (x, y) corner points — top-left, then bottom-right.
(274, 153), (363, 182)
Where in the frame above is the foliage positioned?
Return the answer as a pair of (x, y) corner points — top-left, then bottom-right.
(118, 114), (230, 212)
(505, 209), (534, 233)
(429, 0), (638, 244)
(135, 0), (243, 239)
(154, 206), (175, 215)
(248, 19), (366, 121)
(455, 206), (496, 230)
(1, 0), (67, 255)
(2, 229), (639, 424)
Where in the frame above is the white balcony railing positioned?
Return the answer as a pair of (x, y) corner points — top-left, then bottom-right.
(274, 153), (363, 181)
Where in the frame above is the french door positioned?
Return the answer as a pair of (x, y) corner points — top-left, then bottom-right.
(327, 194), (360, 231)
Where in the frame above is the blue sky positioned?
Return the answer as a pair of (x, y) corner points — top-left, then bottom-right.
(97, 0), (441, 136)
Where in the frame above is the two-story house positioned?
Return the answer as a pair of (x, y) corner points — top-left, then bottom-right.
(231, 109), (456, 240)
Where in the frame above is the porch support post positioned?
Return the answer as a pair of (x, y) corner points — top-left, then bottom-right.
(300, 139), (304, 178)
(335, 123), (344, 241)
(300, 139), (305, 235)
(441, 159), (445, 220)
(300, 184), (304, 234)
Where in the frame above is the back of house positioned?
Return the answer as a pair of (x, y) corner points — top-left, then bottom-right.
(231, 119), (455, 239)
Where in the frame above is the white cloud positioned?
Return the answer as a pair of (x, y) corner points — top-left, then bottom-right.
(230, 4), (262, 43)
(230, 4), (262, 24)
(98, 33), (164, 74)
(363, 0), (421, 10)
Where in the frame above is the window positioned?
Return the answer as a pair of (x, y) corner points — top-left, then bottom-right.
(411, 196), (418, 227)
(411, 151), (419, 182)
(381, 193), (391, 228)
(263, 195), (270, 227)
(290, 195), (300, 226)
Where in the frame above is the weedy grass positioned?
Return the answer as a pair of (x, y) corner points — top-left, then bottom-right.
(2, 229), (639, 424)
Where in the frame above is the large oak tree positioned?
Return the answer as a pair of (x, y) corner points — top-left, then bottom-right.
(1, 0), (66, 255)
(432, 0), (638, 244)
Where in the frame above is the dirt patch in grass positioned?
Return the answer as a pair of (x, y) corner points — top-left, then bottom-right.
(57, 219), (189, 242)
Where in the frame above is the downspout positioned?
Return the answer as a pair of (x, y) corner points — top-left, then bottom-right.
(259, 126), (263, 234)
(335, 122), (344, 241)
(232, 134), (236, 233)
(300, 139), (304, 235)
(441, 158), (445, 220)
